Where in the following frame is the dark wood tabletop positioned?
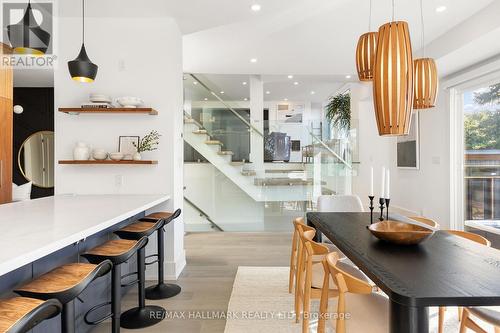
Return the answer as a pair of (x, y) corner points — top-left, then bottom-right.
(308, 212), (500, 307)
(307, 212), (500, 333)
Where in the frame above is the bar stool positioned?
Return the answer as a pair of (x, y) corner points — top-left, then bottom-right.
(82, 237), (165, 330)
(15, 261), (112, 333)
(115, 208), (182, 300)
(0, 297), (61, 333)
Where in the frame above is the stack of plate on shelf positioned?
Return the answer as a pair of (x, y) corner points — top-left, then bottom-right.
(81, 94), (113, 109)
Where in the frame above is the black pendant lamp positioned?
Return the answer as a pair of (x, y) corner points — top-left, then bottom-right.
(68, 0), (98, 83)
(7, 0), (51, 55)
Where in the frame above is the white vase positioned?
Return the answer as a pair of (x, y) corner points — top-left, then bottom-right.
(73, 142), (90, 160)
(133, 152), (142, 161)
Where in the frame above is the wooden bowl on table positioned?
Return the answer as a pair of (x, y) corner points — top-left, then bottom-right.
(368, 220), (435, 245)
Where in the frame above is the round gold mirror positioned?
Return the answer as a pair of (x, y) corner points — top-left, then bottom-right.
(18, 131), (54, 188)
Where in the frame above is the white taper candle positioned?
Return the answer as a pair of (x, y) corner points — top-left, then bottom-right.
(385, 169), (391, 199)
(370, 167), (374, 196)
(380, 167), (386, 198)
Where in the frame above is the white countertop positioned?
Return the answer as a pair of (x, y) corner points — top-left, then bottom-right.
(0, 194), (170, 277)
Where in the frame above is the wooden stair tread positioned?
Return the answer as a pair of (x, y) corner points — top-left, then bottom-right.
(85, 239), (139, 257)
(0, 297), (45, 332)
(193, 130), (208, 134)
(145, 211), (174, 220)
(118, 222), (156, 234)
(16, 263), (99, 294)
(218, 151), (234, 155)
(230, 162), (245, 166)
(205, 140), (223, 145)
(241, 171), (256, 176)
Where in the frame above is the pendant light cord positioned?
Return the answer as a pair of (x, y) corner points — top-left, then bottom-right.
(368, 0), (373, 31)
(82, 0), (85, 44)
(392, 0), (395, 21)
(420, 0), (425, 57)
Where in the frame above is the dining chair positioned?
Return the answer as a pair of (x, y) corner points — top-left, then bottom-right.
(317, 195), (364, 213)
(318, 252), (388, 333)
(409, 216), (440, 229)
(438, 230), (491, 333)
(289, 218), (346, 294)
(295, 227), (368, 333)
(460, 306), (500, 333)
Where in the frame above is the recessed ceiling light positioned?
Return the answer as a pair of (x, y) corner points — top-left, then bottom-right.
(345, 75), (352, 79)
(220, 91), (225, 94)
(293, 81), (299, 86)
(242, 81), (248, 85)
(284, 98), (288, 101)
(436, 6), (447, 12)
(204, 98), (208, 101)
(287, 75), (294, 79)
(266, 91), (271, 95)
(311, 91), (316, 95)
(251, 4), (261, 12)
(250, 58), (258, 63)
(244, 98), (248, 101)
(193, 81), (198, 85)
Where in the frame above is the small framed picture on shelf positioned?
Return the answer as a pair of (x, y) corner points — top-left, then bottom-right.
(119, 136), (140, 157)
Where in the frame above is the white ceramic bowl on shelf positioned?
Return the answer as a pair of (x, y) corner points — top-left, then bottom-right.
(109, 152), (124, 161)
(92, 149), (108, 161)
(116, 97), (144, 108)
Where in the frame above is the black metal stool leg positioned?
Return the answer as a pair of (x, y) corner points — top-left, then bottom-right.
(146, 226), (182, 300)
(111, 264), (121, 333)
(62, 300), (75, 333)
(120, 246), (166, 329)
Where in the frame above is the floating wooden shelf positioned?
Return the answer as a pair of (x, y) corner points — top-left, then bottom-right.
(58, 108), (158, 115)
(59, 160), (158, 165)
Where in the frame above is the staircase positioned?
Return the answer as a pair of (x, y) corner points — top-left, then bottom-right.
(184, 115), (317, 202)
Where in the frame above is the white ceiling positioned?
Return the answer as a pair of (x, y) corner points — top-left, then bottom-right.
(185, 74), (345, 103)
(19, 0), (500, 86)
(182, 0), (497, 75)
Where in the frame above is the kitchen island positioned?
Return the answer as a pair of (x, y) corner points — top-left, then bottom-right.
(0, 194), (170, 277)
(0, 194), (170, 332)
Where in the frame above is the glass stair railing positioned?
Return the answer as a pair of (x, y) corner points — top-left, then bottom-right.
(183, 73), (354, 232)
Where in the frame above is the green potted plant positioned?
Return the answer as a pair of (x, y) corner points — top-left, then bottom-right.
(325, 92), (351, 130)
(132, 130), (161, 160)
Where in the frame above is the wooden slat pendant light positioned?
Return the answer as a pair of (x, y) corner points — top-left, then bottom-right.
(373, 21), (414, 136)
(413, 58), (438, 109)
(413, 0), (438, 109)
(356, 32), (378, 81)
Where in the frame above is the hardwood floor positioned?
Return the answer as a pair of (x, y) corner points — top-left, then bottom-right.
(93, 232), (292, 333)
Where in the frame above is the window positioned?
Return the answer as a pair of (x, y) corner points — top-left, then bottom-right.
(463, 82), (500, 223)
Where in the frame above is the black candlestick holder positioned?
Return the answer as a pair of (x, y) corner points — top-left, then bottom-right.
(385, 198), (391, 221)
(368, 196), (375, 224)
(379, 198), (385, 221)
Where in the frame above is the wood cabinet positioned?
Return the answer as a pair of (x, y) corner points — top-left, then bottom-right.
(0, 43), (13, 204)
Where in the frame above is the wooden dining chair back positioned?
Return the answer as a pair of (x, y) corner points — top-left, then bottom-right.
(318, 252), (376, 333)
(289, 218), (315, 293)
(409, 216), (440, 229)
(446, 230), (491, 246)
(295, 226), (336, 333)
(438, 230), (491, 333)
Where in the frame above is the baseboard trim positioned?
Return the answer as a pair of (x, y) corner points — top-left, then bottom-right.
(146, 249), (186, 281)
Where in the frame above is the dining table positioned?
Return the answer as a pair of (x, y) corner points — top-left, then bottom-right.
(307, 212), (500, 333)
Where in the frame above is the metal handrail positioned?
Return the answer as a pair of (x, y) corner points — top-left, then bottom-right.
(184, 196), (224, 232)
(189, 73), (264, 137)
(307, 128), (352, 169)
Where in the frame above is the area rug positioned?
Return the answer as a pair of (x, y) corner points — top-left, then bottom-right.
(224, 266), (494, 333)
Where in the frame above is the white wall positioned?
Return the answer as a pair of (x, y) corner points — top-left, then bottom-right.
(351, 83), (451, 227)
(54, 16), (185, 279)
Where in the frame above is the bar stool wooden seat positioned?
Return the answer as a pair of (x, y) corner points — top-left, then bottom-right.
(115, 208), (182, 300)
(0, 297), (61, 333)
(83, 237), (165, 331)
(15, 261), (112, 333)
